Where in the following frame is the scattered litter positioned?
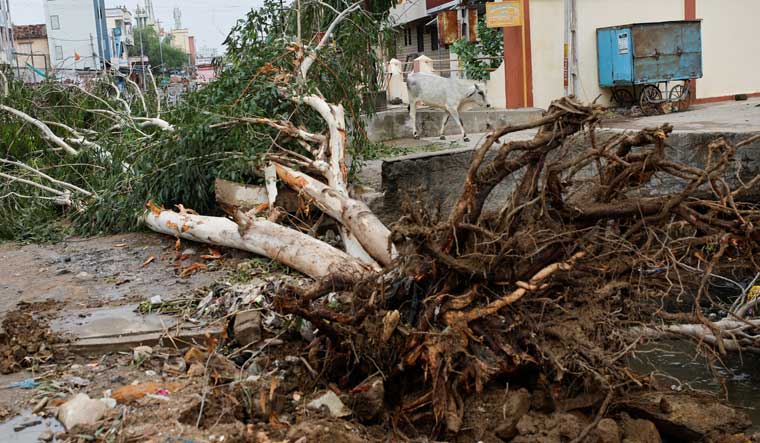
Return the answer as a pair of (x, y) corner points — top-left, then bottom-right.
(307, 391), (351, 418)
(6, 378), (38, 389)
(100, 398), (117, 409)
(64, 376), (90, 387)
(32, 396), (49, 413)
(57, 393), (108, 430)
(163, 357), (187, 374)
(145, 370), (157, 377)
(112, 382), (182, 403)
(149, 295), (163, 305)
(13, 418), (42, 432)
(133, 345), (153, 363)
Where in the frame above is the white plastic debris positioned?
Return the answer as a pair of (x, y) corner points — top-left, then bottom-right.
(307, 391), (351, 417)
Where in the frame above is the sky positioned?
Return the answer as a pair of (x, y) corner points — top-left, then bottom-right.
(8, 0), (262, 54)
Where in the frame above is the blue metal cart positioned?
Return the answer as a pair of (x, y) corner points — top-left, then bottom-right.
(597, 20), (703, 114)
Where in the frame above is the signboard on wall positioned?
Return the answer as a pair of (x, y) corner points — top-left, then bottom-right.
(485, 1), (522, 28)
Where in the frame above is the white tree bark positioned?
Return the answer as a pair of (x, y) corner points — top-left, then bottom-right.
(0, 105), (79, 156)
(275, 163), (396, 266)
(299, 0), (364, 79)
(633, 318), (760, 352)
(143, 208), (370, 280)
(0, 70), (8, 97)
(0, 158), (92, 196)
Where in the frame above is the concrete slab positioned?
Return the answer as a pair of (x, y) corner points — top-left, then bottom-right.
(366, 107), (543, 141)
(51, 305), (222, 355)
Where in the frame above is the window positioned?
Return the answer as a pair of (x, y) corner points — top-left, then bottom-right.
(19, 43), (32, 54)
(403, 28), (412, 47)
(431, 26), (439, 51)
(50, 15), (60, 30)
(55, 45), (63, 60)
(416, 25), (424, 52)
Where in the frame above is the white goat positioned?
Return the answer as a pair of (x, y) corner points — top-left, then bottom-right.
(407, 72), (490, 142)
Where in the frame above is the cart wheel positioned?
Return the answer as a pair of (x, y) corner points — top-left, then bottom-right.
(612, 88), (634, 107)
(639, 85), (663, 116)
(669, 84), (690, 112)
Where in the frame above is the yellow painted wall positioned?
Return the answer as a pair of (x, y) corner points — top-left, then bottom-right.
(574, 0), (683, 106)
(529, 0), (683, 108)
(695, 0), (760, 98)
(529, 0), (564, 110)
(14, 37), (50, 70)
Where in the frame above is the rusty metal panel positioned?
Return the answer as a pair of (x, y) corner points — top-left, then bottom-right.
(468, 9), (478, 42)
(630, 20), (702, 83)
(438, 10), (459, 45)
(632, 23), (680, 58)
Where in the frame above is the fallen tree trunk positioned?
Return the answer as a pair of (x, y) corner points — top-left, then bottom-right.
(274, 163), (396, 266)
(143, 206), (369, 280)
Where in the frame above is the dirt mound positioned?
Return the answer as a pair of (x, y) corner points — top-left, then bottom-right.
(0, 301), (65, 374)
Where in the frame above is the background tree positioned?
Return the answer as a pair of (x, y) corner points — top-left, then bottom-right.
(450, 18), (503, 80)
(129, 27), (188, 71)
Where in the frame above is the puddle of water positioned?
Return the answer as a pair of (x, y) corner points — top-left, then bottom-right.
(629, 340), (760, 432)
(0, 411), (64, 443)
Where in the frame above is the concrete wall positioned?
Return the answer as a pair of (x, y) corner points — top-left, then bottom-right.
(45, 0), (101, 70)
(370, 129), (760, 224)
(573, 0), (683, 106)
(389, 0), (428, 26)
(529, 0), (683, 109)
(696, 0), (760, 99)
(529, 0), (564, 110)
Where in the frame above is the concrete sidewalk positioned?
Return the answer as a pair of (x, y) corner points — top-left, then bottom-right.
(602, 98), (760, 133)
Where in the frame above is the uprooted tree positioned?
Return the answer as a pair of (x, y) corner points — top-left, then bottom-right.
(2, 0), (760, 438)
(138, 1), (760, 436)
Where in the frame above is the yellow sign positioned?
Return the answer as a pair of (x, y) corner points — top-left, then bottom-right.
(486, 1), (522, 28)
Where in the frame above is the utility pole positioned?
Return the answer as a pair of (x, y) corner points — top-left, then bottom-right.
(90, 33), (97, 69)
(139, 26), (146, 88)
(159, 31), (164, 75)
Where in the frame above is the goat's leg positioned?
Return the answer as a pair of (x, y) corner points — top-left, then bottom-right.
(448, 107), (468, 142)
(410, 100), (419, 139)
(439, 112), (450, 140)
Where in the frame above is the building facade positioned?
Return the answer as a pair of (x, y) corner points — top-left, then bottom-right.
(13, 24), (50, 82)
(106, 7), (133, 70)
(0, 0), (13, 66)
(44, 0), (111, 72)
(505, 0), (760, 109)
(388, 0), (452, 75)
(169, 28), (196, 68)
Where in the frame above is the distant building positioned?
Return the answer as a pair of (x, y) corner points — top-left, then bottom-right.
(170, 27), (196, 67)
(0, 0), (13, 66)
(45, 0), (111, 71)
(106, 7), (134, 70)
(13, 24), (50, 82)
